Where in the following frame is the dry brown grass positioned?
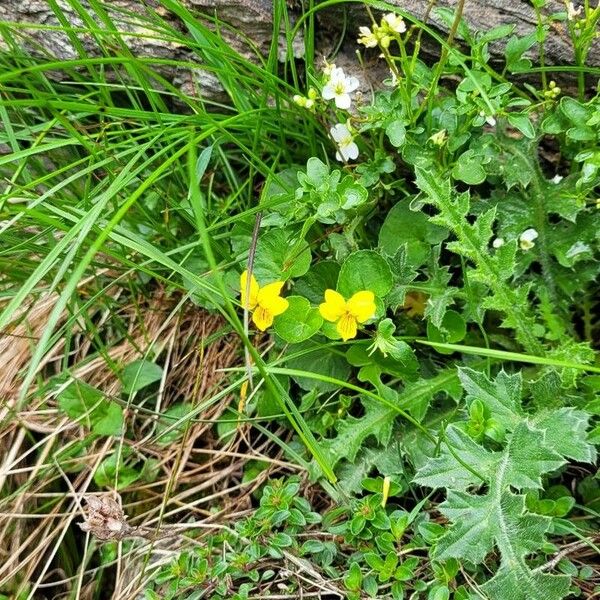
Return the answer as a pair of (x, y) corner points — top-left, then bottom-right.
(0, 286), (307, 599)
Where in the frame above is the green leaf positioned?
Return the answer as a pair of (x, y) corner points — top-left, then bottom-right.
(452, 149), (486, 185)
(58, 380), (123, 436)
(534, 408), (596, 463)
(304, 157), (330, 186)
(507, 113), (535, 139)
(378, 200), (447, 263)
(254, 229), (311, 281)
(560, 97), (592, 127)
(274, 296), (323, 343)
(416, 368), (595, 600)
(156, 403), (194, 444)
(339, 176), (368, 210)
(337, 250), (393, 298)
(413, 425), (498, 490)
(482, 564), (570, 600)
(504, 32), (537, 72)
(501, 422), (565, 489)
(94, 449), (141, 489)
(121, 360), (163, 394)
(337, 441), (404, 494)
(458, 368), (523, 430)
(325, 397), (397, 467)
(427, 310), (467, 347)
(325, 368), (462, 472)
(286, 343), (351, 393)
(386, 120), (406, 147)
(294, 261), (340, 304)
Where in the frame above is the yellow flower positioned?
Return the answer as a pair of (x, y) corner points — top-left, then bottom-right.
(240, 270), (289, 331)
(319, 289), (376, 341)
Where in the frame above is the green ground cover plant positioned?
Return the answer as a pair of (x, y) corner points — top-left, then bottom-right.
(0, 0), (599, 598)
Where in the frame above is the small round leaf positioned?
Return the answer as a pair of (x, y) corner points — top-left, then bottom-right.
(274, 296), (323, 343)
(337, 250), (393, 298)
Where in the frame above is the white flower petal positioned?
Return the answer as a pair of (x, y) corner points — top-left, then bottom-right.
(330, 123), (348, 142)
(321, 83), (335, 100)
(346, 76), (360, 93)
(520, 228), (538, 242)
(335, 94), (352, 109)
(345, 142), (359, 160)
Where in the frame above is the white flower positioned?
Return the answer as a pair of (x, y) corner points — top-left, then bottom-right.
(330, 123), (359, 163)
(566, 1), (582, 21)
(492, 237), (505, 248)
(322, 67), (360, 110)
(358, 26), (379, 48)
(381, 13), (406, 34)
(551, 174), (563, 184)
(519, 228), (538, 250)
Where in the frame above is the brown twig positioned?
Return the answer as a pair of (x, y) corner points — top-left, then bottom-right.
(533, 535), (600, 573)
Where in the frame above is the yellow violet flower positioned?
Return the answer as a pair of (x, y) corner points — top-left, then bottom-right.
(319, 289), (376, 341)
(240, 270), (289, 331)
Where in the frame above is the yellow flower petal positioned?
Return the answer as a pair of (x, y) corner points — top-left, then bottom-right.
(266, 295), (289, 317)
(257, 281), (285, 304)
(319, 289), (347, 322)
(240, 270), (259, 310)
(252, 306), (273, 331)
(336, 313), (357, 341)
(346, 290), (376, 323)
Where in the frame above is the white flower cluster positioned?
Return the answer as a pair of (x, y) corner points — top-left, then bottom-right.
(358, 13), (406, 49)
(322, 64), (362, 162)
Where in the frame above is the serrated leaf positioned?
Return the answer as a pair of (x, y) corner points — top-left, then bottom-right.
(502, 422), (565, 489)
(534, 408), (597, 463)
(418, 368), (595, 600)
(324, 368), (462, 472)
(337, 441), (404, 494)
(413, 425), (498, 490)
(459, 368), (523, 429)
(481, 565), (570, 600)
(326, 397), (396, 468)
